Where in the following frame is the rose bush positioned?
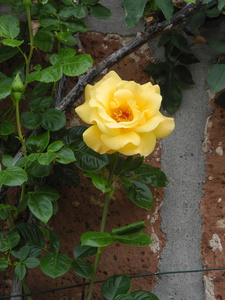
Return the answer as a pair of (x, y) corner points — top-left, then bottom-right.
(75, 71), (175, 156)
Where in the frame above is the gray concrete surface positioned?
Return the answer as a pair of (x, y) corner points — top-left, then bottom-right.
(84, 0), (144, 35)
(151, 22), (225, 299)
(151, 40), (211, 300)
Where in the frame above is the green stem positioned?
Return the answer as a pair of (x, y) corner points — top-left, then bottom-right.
(19, 181), (26, 205)
(24, 4), (34, 87)
(87, 152), (119, 300)
(15, 98), (27, 157)
(21, 278), (32, 300)
(17, 46), (28, 64)
(51, 81), (57, 97)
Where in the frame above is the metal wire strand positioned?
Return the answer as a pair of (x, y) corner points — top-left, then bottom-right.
(1, 267), (225, 299)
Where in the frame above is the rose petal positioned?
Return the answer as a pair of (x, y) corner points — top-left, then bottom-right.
(83, 125), (111, 154)
(111, 89), (134, 108)
(117, 81), (162, 116)
(75, 100), (92, 124)
(101, 130), (141, 150)
(153, 117), (175, 138)
(137, 132), (157, 156)
(95, 72), (121, 111)
(135, 114), (165, 132)
(84, 84), (92, 103)
(118, 132), (156, 156)
(140, 93), (162, 118)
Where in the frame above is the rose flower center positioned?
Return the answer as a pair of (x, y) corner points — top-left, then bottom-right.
(112, 106), (133, 123)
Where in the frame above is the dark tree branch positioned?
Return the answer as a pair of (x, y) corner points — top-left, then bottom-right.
(56, 0), (203, 111)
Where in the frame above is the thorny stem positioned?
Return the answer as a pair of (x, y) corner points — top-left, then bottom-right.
(87, 152), (119, 300)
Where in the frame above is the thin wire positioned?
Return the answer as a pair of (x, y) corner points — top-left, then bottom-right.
(1, 267), (225, 299)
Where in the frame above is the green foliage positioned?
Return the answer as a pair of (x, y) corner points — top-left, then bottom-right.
(123, 0), (147, 28)
(23, 257), (40, 269)
(84, 172), (111, 193)
(145, 29), (198, 114)
(0, 204), (17, 220)
(12, 223), (45, 257)
(0, 121), (15, 135)
(111, 221), (146, 236)
(74, 242), (98, 259)
(75, 141), (109, 171)
(21, 111), (42, 129)
(0, 46), (19, 63)
(11, 245), (30, 261)
(102, 274), (131, 300)
(71, 259), (93, 278)
(35, 185), (60, 202)
(207, 64), (225, 94)
(134, 165), (169, 187)
(0, 166), (27, 186)
(40, 252), (71, 279)
(0, 74), (13, 100)
(28, 192), (52, 223)
(81, 232), (114, 247)
(130, 290), (159, 299)
(33, 30), (54, 52)
(42, 109), (67, 131)
(218, 0), (225, 10)
(0, 258), (8, 271)
(81, 221), (152, 248)
(124, 179), (153, 210)
(89, 4), (111, 19)
(39, 227), (61, 251)
(54, 164), (80, 187)
(114, 232), (152, 247)
(114, 295), (135, 300)
(0, 15), (20, 39)
(15, 264), (26, 280)
(28, 96), (53, 112)
(55, 147), (76, 164)
(101, 274), (159, 300)
(155, 0), (174, 20)
(26, 131), (50, 153)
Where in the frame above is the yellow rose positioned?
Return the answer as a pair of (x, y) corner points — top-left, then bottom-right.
(75, 71), (175, 156)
